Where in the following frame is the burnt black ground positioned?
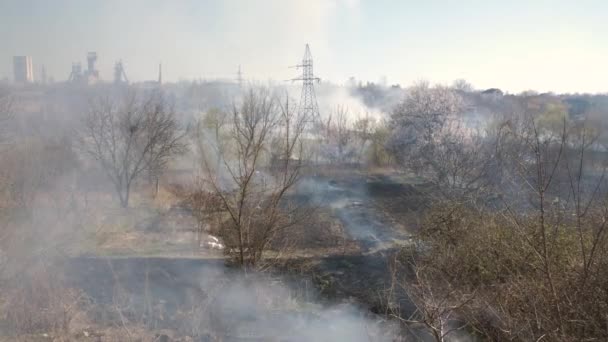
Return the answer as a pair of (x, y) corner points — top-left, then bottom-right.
(290, 173), (419, 317)
(64, 172), (449, 340)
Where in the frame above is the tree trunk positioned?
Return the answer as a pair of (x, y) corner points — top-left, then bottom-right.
(119, 185), (130, 208)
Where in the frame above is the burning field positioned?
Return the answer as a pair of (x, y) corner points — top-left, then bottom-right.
(0, 171), (440, 342)
(3, 57), (607, 341)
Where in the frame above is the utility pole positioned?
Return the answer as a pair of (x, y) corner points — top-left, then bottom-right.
(158, 63), (162, 85)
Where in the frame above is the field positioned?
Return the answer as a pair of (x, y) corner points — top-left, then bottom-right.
(1, 170), (455, 341)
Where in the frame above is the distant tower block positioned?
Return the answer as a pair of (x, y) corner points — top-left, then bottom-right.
(114, 60), (129, 84)
(291, 44), (321, 123)
(13, 56), (34, 83)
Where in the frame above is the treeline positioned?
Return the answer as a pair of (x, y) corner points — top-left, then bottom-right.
(383, 82), (608, 341)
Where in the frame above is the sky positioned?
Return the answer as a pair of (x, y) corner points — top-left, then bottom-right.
(1, 0), (607, 93)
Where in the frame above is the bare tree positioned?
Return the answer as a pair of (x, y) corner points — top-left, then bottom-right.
(81, 90), (185, 207)
(452, 79), (474, 93)
(388, 82), (463, 170)
(353, 112), (374, 164)
(322, 106), (353, 164)
(195, 88), (309, 268)
(388, 82), (498, 197)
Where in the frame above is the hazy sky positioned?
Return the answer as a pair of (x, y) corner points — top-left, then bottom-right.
(1, 0), (607, 93)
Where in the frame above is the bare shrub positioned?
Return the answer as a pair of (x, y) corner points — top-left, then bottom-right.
(0, 137), (78, 218)
(2, 261), (88, 337)
(399, 115), (608, 341)
(389, 253), (475, 342)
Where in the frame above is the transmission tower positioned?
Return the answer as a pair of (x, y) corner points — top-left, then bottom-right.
(236, 65), (243, 87)
(291, 44), (321, 124)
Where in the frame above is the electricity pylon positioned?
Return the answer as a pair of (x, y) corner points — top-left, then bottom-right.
(290, 44), (321, 124)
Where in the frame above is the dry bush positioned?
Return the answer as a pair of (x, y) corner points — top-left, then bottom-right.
(392, 109), (608, 340)
(388, 251), (475, 342)
(1, 262), (89, 337)
(410, 202), (608, 340)
(0, 208), (90, 339)
(176, 182), (225, 248)
(0, 137), (78, 219)
(0, 134), (91, 339)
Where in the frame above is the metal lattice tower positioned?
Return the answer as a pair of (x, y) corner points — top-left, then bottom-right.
(291, 44), (321, 123)
(236, 65), (243, 88)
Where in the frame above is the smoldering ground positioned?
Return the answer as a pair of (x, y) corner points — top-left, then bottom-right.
(7, 76), (606, 341)
(0, 185), (402, 340)
(0, 132), (403, 341)
(64, 256), (401, 341)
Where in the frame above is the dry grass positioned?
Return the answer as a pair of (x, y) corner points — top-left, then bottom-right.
(1, 262), (88, 338)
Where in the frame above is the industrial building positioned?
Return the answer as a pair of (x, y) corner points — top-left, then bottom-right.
(13, 56), (34, 83)
(68, 52), (99, 84)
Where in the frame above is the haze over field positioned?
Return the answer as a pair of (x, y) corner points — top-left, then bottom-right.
(2, 0), (608, 93)
(2, 2), (608, 341)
